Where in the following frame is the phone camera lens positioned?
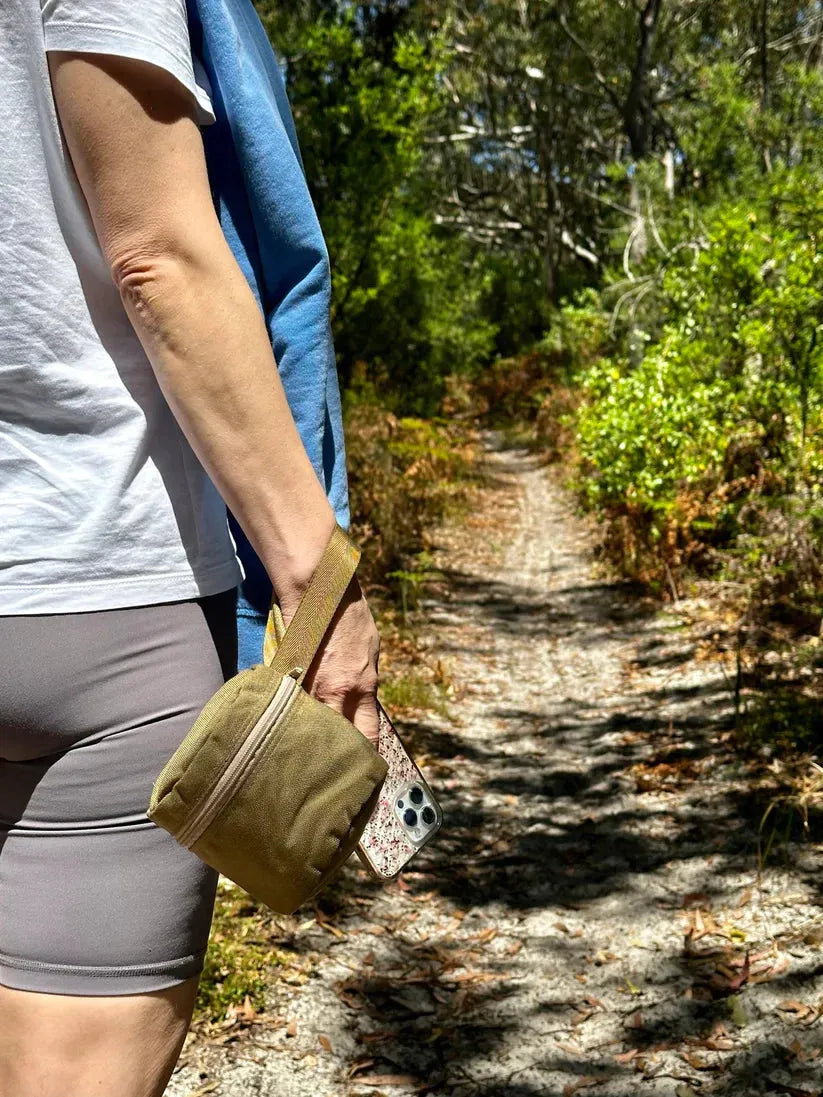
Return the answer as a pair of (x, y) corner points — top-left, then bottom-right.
(397, 799), (404, 808)
(403, 808), (418, 827)
(421, 806), (435, 825)
(409, 786), (424, 805)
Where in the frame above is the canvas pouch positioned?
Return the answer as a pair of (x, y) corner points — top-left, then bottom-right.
(147, 523), (388, 914)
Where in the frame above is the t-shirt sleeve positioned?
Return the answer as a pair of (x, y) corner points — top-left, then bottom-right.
(40, 0), (214, 125)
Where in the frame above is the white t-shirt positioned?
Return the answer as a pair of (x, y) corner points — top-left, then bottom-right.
(0, 0), (244, 613)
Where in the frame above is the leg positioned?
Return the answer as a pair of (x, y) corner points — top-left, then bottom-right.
(0, 977), (198, 1097)
(0, 591), (237, 1097)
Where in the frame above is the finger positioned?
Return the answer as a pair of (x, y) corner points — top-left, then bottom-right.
(312, 682), (380, 748)
(348, 693), (380, 748)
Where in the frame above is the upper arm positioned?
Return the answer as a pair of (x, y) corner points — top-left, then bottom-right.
(48, 51), (225, 276)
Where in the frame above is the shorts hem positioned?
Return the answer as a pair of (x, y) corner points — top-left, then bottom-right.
(0, 949), (207, 996)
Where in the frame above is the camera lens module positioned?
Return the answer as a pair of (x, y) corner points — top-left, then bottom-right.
(409, 786), (424, 805)
(421, 806), (435, 825)
(403, 808), (418, 827)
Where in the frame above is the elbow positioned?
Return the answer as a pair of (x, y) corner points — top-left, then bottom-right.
(109, 247), (189, 328)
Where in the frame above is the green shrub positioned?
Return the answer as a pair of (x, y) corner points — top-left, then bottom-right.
(568, 173), (823, 622)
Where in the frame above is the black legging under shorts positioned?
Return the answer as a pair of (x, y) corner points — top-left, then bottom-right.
(0, 589), (237, 996)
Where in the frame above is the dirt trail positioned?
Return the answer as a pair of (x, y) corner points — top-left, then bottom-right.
(169, 431), (822, 1097)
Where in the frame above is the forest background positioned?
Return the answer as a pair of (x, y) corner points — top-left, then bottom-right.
(251, 0), (823, 794)
(186, 0), (823, 1028)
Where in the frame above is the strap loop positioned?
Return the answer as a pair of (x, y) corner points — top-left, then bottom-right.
(263, 523), (361, 683)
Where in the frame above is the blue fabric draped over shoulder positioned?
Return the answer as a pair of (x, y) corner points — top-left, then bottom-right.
(187, 0), (351, 670)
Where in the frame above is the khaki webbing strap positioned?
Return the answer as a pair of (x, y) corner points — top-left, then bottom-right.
(263, 523), (361, 683)
(262, 600), (287, 666)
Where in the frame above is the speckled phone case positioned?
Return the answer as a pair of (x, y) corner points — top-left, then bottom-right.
(355, 700), (442, 879)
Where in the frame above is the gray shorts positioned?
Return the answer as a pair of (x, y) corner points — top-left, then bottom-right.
(0, 590), (238, 996)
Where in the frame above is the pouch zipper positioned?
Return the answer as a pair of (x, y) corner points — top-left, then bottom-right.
(177, 673), (299, 849)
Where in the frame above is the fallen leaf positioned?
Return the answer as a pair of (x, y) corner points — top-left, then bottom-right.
(286, 1020), (297, 1037)
(705, 1034), (735, 1051)
(790, 1039), (821, 1064)
(720, 951), (750, 993)
(355, 1074), (422, 1087)
(334, 984), (363, 1011)
(444, 971), (502, 984)
(777, 1000), (820, 1026)
(318, 1034), (332, 1052)
(358, 1030), (396, 1044)
(562, 1076), (607, 1096)
(410, 889), (437, 903)
(704, 1020), (734, 1051)
(224, 994), (256, 1025)
(592, 950), (619, 965)
(679, 1051), (718, 1071)
(316, 916), (344, 939)
(348, 1057), (376, 1078)
(469, 927), (497, 944)
(750, 954), (790, 985)
(765, 1081), (820, 1097)
(615, 1049), (638, 1064)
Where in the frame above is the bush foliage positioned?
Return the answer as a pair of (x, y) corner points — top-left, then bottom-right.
(566, 174), (823, 630)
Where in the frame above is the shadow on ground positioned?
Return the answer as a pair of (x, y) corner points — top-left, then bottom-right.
(306, 507), (822, 1095)
(213, 436), (822, 1097)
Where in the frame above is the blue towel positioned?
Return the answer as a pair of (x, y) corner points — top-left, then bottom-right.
(187, 0), (351, 670)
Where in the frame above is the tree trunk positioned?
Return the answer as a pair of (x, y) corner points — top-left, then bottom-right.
(663, 147), (675, 200)
(623, 0), (663, 160)
(758, 0), (773, 173)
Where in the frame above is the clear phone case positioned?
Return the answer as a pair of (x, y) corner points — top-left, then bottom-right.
(355, 699), (443, 879)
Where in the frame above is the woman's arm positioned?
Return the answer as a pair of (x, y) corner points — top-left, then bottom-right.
(49, 51), (337, 606)
(48, 52), (379, 739)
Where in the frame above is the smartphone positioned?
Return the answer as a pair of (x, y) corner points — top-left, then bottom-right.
(356, 698), (443, 879)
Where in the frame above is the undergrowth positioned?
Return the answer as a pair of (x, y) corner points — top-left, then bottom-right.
(195, 884), (293, 1024)
(343, 372), (481, 603)
(194, 386), (477, 1027)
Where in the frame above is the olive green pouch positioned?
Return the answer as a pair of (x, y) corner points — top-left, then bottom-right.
(147, 523), (388, 915)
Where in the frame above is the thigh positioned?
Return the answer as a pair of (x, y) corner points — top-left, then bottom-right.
(0, 977), (198, 1097)
(0, 589), (237, 995)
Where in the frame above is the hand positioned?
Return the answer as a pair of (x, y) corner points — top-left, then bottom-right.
(278, 574), (381, 748)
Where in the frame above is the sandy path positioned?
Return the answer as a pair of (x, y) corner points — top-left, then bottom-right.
(169, 432), (822, 1097)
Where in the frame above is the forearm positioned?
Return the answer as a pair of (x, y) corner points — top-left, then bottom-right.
(115, 242), (337, 604)
(47, 51), (339, 606)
